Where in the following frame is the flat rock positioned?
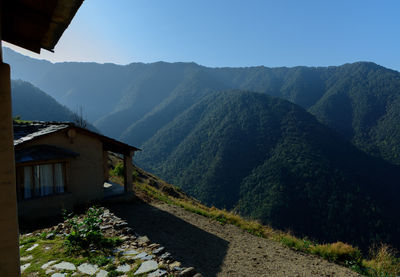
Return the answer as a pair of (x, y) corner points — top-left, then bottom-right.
(51, 273), (67, 277)
(20, 255), (33, 261)
(123, 249), (139, 256)
(116, 264), (131, 273)
(26, 243), (38, 251)
(20, 263), (30, 273)
(142, 254), (154, 261)
(134, 260), (158, 275)
(152, 247), (165, 255)
(148, 269), (168, 277)
(160, 252), (171, 260)
(78, 263), (99, 275)
(134, 252), (149, 259)
(41, 260), (57, 269)
(53, 261), (76, 271)
(179, 267), (197, 277)
(96, 269), (108, 277)
(137, 236), (150, 244)
(45, 269), (55, 274)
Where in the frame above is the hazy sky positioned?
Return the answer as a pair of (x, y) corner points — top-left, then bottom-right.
(5, 0), (400, 71)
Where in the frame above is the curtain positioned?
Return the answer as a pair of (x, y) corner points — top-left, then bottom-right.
(54, 163), (65, 193)
(23, 166), (32, 199)
(39, 164), (53, 196)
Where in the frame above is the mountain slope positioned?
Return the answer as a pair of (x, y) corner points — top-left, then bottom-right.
(11, 80), (74, 122)
(136, 91), (400, 249)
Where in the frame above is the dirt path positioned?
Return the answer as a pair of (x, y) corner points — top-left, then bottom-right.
(109, 201), (361, 277)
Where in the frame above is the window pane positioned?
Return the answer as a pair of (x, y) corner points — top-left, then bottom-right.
(34, 166), (40, 196)
(39, 164), (53, 196)
(23, 167), (32, 199)
(54, 163), (65, 193)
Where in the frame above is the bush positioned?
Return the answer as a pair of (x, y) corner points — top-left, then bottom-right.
(311, 242), (362, 264)
(364, 244), (400, 276)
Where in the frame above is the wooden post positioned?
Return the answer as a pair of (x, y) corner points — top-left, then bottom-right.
(0, 38), (21, 275)
(123, 151), (134, 193)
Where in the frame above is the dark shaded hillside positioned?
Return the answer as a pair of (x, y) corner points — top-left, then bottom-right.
(136, 91), (400, 250)
(11, 80), (74, 122)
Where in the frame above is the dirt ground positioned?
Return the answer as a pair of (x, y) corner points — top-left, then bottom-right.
(109, 200), (361, 277)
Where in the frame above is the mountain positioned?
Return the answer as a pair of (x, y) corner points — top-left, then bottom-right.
(4, 47), (400, 165)
(5, 48), (400, 249)
(135, 90), (400, 249)
(11, 80), (75, 122)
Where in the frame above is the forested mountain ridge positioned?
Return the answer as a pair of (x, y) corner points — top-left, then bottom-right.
(136, 90), (400, 249)
(5, 47), (400, 164)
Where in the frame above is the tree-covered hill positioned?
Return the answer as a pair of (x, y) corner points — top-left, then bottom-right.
(136, 91), (400, 250)
(11, 80), (74, 122)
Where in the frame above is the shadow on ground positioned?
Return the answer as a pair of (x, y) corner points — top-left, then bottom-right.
(109, 201), (229, 277)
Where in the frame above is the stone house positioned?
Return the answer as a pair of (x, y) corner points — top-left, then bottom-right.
(13, 121), (139, 220)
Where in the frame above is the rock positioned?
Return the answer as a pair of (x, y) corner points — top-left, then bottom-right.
(160, 252), (171, 260)
(96, 269), (108, 277)
(51, 273), (67, 277)
(149, 243), (160, 249)
(179, 267), (197, 277)
(20, 255), (33, 261)
(100, 225), (112, 231)
(193, 274), (203, 277)
(173, 266), (183, 271)
(137, 236), (150, 245)
(20, 263), (30, 273)
(78, 263), (99, 275)
(115, 222), (128, 229)
(112, 248), (124, 253)
(148, 269), (168, 277)
(41, 260), (57, 269)
(142, 254), (154, 261)
(45, 269), (55, 274)
(122, 249), (139, 256)
(134, 260), (158, 275)
(122, 227), (133, 234)
(46, 233), (55, 239)
(53, 261), (76, 271)
(26, 243), (39, 251)
(169, 261), (181, 270)
(116, 264), (131, 273)
(134, 252), (149, 259)
(152, 247), (165, 255)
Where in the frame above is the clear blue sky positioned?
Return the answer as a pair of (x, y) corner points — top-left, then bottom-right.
(5, 0), (400, 71)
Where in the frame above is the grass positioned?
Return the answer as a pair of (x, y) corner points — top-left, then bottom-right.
(135, 181), (400, 277)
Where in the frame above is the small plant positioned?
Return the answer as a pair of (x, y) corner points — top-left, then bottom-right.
(110, 163), (125, 177)
(64, 206), (121, 253)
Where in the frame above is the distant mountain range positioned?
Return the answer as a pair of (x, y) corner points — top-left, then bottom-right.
(5, 47), (400, 250)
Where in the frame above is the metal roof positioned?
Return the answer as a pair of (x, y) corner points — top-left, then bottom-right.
(14, 122), (69, 146)
(2, 0), (84, 53)
(13, 121), (140, 155)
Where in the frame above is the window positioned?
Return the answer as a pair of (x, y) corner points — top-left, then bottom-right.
(16, 162), (66, 200)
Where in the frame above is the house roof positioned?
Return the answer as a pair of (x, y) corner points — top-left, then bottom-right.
(15, 145), (79, 164)
(2, 0), (84, 53)
(13, 121), (140, 155)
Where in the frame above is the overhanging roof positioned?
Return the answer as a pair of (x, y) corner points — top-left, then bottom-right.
(2, 0), (84, 53)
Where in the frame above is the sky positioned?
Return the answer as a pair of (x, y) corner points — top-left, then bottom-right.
(4, 0), (400, 71)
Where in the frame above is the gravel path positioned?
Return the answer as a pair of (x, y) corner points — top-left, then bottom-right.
(110, 201), (361, 277)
